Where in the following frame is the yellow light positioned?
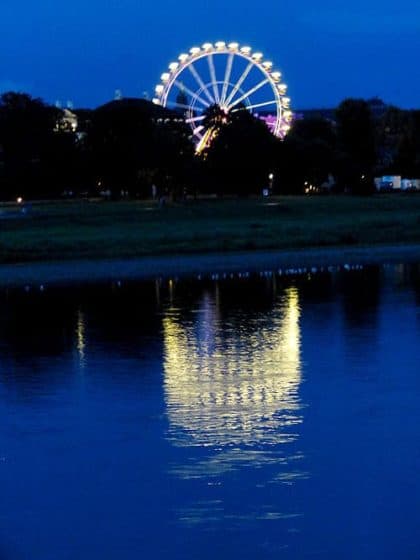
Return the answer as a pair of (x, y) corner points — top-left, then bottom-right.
(228, 42), (239, 50)
(162, 287), (302, 450)
(152, 98), (161, 105)
(195, 127), (214, 154)
(16, 197), (23, 204)
(202, 42), (213, 50)
(155, 84), (164, 94)
(240, 46), (252, 54)
(189, 47), (201, 55)
(178, 53), (189, 62)
(262, 60), (273, 69)
(252, 52), (263, 60)
(271, 71), (281, 81)
(169, 62), (179, 71)
(161, 73), (170, 82)
(215, 41), (226, 49)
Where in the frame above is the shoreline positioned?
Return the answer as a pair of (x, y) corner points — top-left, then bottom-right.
(1, 243), (420, 288)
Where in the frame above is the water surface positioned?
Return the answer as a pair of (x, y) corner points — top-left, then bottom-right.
(0, 264), (419, 559)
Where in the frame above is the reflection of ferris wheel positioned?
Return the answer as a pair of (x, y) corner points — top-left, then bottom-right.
(153, 41), (292, 152)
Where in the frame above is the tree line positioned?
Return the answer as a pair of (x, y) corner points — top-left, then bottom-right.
(0, 91), (419, 200)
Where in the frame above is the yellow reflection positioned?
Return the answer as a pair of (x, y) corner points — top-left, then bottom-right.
(163, 286), (302, 448)
(76, 308), (86, 367)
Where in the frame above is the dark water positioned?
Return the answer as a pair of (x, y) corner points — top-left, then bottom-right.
(0, 264), (420, 559)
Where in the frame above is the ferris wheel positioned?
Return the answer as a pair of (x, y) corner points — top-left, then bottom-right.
(153, 41), (292, 152)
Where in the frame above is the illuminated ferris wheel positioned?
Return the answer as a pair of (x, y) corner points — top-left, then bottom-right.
(153, 41), (292, 152)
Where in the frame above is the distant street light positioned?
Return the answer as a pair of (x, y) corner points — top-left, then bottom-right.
(268, 173), (274, 194)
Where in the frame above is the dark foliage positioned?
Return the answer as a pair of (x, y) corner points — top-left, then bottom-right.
(280, 117), (337, 193)
(84, 98), (194, 198)
(0, 92), (74, 198)
(0, 91), (419, 200)
(202, 107), (279, 195)
(335, 98), (376, 193)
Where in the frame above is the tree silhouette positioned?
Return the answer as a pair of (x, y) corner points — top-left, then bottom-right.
(0, 92), (73, 198)
(86, 98), (194, 198)
(203, 108), (279, 195)
(280, 117), (337, 193)
(335, 99), (376, 193)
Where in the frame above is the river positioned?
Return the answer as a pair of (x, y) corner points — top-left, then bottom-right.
(0, 264), (419, 559)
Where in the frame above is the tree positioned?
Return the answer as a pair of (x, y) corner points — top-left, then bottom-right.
(85, 98), (194, 198)
(335, 99), (376, 193)
(393, 110), (420, 177)
(202, 108), (279, 195)
(0, 92), (66, 198)
(375, 106), (407, 172)
(279, 117), (337, 193)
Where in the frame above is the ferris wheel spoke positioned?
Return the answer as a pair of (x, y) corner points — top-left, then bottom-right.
(220, 53), (234, 105)
(207, 54), (220, 103)
(227, 78), (270, 110)
(192, 125), (205, 135)
(231, 99), (278, 112)
(166, 100), (198, 112)
(187, 63), (215, 104)
(174, 80), (210, 108)
(196, 128), (213, 153)
(224, 61), (254, 107)
(185, 115), (206, 124)
(192, 127), (204, 139)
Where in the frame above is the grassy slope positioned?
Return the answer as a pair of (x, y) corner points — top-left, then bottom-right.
(1, 195), (420, 264)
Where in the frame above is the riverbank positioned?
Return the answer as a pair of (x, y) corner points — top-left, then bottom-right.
(1, 195), (420, 265)
(1, 195), (420, 286)
(1, 243), (420, 288)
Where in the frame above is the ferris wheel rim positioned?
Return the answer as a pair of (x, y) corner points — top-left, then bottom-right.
(153, 42), (292, 143)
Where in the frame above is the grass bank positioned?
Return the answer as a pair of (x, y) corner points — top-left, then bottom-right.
(1, 194), (420, 264)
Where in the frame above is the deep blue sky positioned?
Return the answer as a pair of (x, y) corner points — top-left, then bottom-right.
(1, 0), (419, 109)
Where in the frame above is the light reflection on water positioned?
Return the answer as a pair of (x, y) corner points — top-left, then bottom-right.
(76, 308), (86, 368)
(1, 264), (420, 559)
(162, 286), (305, 485)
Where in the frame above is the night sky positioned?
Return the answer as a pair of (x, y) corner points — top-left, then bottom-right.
(1, 0), (419, 110)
